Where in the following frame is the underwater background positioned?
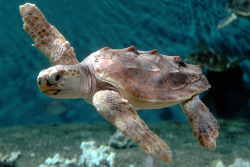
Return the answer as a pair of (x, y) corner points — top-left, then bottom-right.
(0, 0), (250, 166)
(0, 0), (249, 126)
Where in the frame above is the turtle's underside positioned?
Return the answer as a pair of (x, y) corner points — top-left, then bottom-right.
(20, 3), (219, 162)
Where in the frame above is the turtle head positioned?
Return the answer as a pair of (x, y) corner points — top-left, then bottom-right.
(37, 65), (87, 99)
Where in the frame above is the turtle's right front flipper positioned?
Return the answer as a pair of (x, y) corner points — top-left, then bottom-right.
(19, 3), (79, 66)
(93, 90), (172, 162)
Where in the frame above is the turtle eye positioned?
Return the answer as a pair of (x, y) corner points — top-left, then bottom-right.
(54, 73), (62, 82)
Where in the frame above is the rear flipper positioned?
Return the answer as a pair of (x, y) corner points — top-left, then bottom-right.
(93, 90), (172, 162)
(180, 94), (219, 149)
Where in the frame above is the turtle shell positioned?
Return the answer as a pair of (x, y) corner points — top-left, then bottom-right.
(227, 0), (250, 16)
(185, 50), (229, 72)
(86, 46), (210, 109)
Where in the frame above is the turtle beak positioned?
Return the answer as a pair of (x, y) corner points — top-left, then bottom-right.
(37, 76), (51, 91)
(37, 76), (61, 95)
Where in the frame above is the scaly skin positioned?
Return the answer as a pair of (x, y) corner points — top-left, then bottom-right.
(20, 3), (78, 65)
(93, 90), (172, 162)
(180, 95), (219, 149)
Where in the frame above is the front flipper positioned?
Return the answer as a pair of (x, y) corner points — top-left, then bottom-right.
(217, 13), (238, 29)
(20, 3), (79, 66)
(180, 94), (219, 149)
(93, 90), (172, 162)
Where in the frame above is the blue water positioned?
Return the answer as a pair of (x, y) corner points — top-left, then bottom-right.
(0, 0), (249, 127)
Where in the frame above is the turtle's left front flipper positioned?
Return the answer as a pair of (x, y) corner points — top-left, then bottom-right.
(93, 90), (172, 162)
(180, 94), (219, 149)
(19, 3), (79, 66)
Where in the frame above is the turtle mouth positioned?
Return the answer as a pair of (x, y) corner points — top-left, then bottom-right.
(43, 89), (62, 95)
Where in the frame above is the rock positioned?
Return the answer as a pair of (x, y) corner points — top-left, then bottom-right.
(65, 158), (78, 166)
(210, 158), (250, 167)
(228, 158), (250, 167)
(210, 159), (225, 167)
(39, 153), (77, 167)
(109, 129), (137, 149)
(45, 154), (65, 165)
(38, 141), (115, 167)
(78, 141), (116, 167)
(0, 151), (21, 167)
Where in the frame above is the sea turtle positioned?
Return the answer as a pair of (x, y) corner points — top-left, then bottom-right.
(185, 44), (248, 72)
(218, 0), (250, 29)
(20, 3), (219, 162)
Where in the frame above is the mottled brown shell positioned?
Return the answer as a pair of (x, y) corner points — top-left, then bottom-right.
(86, 46), (210, 108)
